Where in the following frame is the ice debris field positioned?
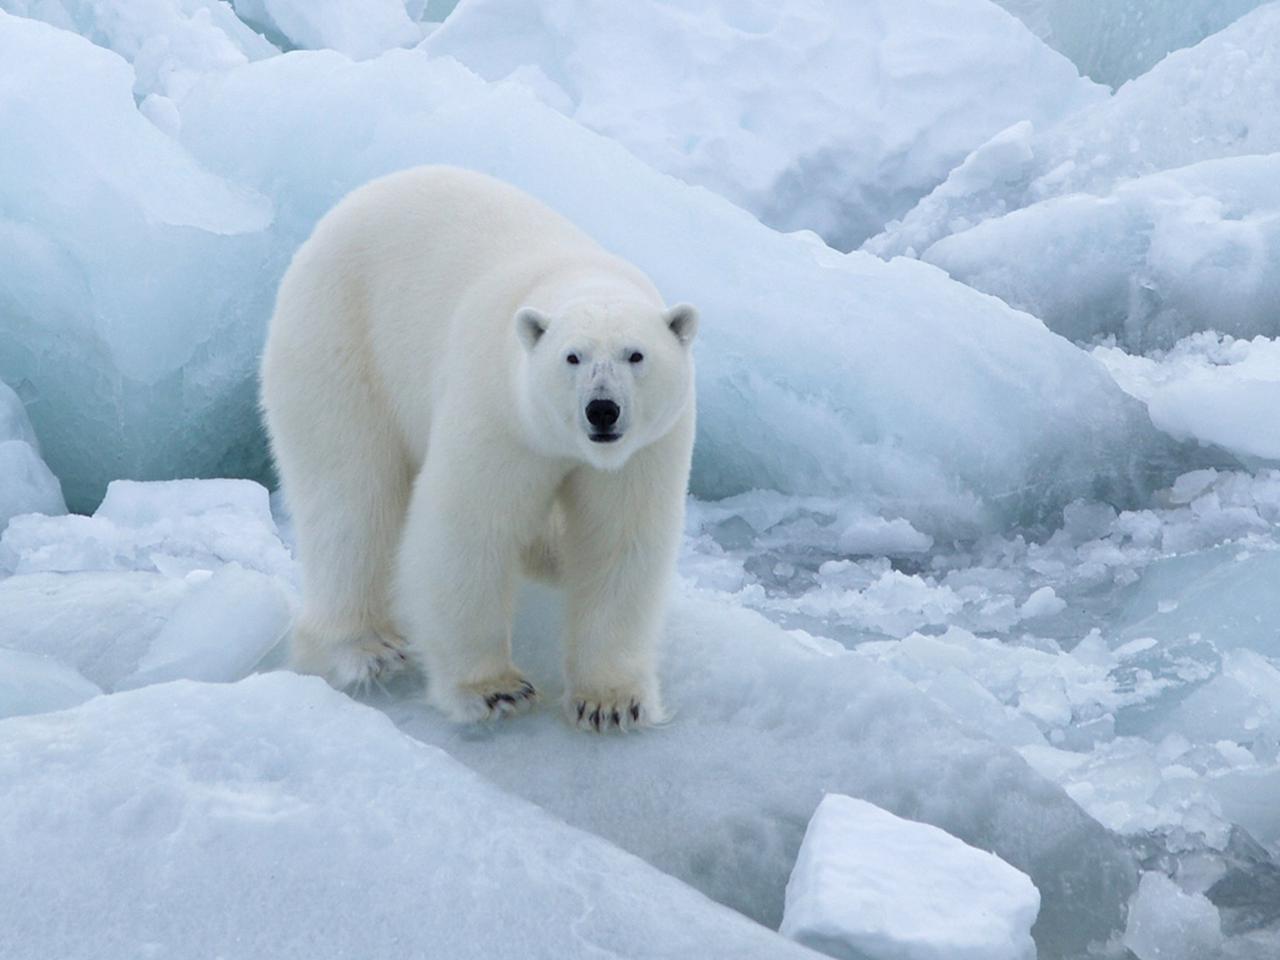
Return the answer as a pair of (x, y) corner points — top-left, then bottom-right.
(2, 1), (1280, 958)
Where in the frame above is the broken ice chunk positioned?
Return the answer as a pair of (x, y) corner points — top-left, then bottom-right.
(780, 793), (1039, 960)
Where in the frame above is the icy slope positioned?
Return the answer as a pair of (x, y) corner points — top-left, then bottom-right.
(0, 673), (821, 960)
(921, 155), (1280, 350)
(868, 3), (1280, 263)
(0, 12), (275, 511)
(0, 379), (65, 531)
(424, 0), (1104, 250)
(0, 0), (277, 99)
(993, 0), (1270, 87)
(1096, 334), (1280, 462)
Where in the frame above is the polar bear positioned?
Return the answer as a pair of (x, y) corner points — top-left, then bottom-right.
(260, 166), (697, 731)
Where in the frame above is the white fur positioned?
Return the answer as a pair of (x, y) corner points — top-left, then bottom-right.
(260, 166), (696, 730)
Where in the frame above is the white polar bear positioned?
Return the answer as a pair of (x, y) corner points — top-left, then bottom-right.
(261, 166), (697, 731)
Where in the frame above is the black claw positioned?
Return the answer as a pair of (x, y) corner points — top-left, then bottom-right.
(577, 702), (586, 721)
(629, 701), (640, 722)
(484, 693), (500, 710)
(610, 708), (621, 727)
(520, 680), (535, 697)
(590, 707), (602, 731)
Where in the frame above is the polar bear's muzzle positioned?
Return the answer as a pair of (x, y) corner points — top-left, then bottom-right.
(585, 398), (622, 442)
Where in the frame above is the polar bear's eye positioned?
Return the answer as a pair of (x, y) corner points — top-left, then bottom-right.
(629, 352), (644, 364)
(566, 353), (580, 365)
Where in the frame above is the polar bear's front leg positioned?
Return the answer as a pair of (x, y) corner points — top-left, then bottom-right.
(394, 446), (543, 723)
(560, 430), (690, 732)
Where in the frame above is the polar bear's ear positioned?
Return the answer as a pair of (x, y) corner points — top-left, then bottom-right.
(666, 303), (698, 345)
(515, 307), (550, 352)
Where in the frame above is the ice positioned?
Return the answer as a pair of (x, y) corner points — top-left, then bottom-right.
(0, 0), (278, 99)
(0, 379), (65, 531)
(229, 0), (422, 59)
(1095, 334), (1280, 462)
(993, 0), (1270, 87)
(868, 5), (1280, 262)
(423, 0), (1104, 250)
(379, 584), (1137, 958)
(0, 18), (1171, 530)
(0, 648), (101, 720)
(117, 564), (291, 690)
(0, 478), (293, 579)
(0, 479), (293, 691)
(918, 156), (1280, 350)
(155, 43), (1184, 536)
(0, 673), (818, 960)
(1123, 872), (1224, 960)
(0, 11), (274, 510)
(780, 794), (1039, 960)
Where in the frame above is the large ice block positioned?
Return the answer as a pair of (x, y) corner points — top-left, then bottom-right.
(424, 0), (1103, 250)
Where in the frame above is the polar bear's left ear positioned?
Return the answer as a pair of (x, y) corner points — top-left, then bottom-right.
(516, 307), (550, 352)
(666, 303), (698, 345)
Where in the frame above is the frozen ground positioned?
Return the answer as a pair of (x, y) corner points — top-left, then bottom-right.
(3, 1), (1280, 958)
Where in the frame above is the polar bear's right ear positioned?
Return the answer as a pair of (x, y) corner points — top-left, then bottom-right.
(515, 307), (550, 352)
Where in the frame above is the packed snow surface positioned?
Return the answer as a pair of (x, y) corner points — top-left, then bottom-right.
(780, 794), (1039, 960)
(424, 0), (1103, 249)
(0, 673), (821, 960)
(0, 479), (1138, 958)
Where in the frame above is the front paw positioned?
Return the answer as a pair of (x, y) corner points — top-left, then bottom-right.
(566, 686), (662, 733)
(433, 671), (538, 724)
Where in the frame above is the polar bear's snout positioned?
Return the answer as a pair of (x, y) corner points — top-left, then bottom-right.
(585, 398), (622, 441)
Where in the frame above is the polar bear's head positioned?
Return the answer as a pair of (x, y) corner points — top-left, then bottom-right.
(515, 298), (697, 470)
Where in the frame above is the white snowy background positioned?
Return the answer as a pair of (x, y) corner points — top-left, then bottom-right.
(2, 1), (1279, 958)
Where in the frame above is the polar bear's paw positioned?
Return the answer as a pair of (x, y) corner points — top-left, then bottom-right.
(567, 688), (662, 733)
(325, 630), (411, 690)
(440, 672), (538, 723)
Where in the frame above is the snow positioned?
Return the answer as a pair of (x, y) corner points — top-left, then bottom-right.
(0, 478), (1139, 958)
(1095, 334), (1280, 463)
(6, 2), (1280, 956)
(424, 0), (1104, 250)
(0, 673), (819, 960)
(993, 0), (1270, 87)
(0, 379), (65, 531)
(780, 794), (1039, 960)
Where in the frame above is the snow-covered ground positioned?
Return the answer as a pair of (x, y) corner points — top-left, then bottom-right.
(3, 1), (1280, 959)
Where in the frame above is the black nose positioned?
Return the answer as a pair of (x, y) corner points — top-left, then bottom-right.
(585, 399), (620, 429)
